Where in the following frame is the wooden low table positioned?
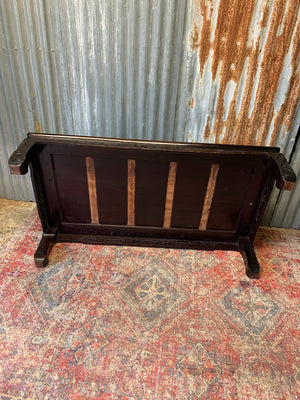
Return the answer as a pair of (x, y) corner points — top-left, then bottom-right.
(9, 133), (296, 278)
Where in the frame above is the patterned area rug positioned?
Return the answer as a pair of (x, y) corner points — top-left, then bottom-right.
(0, 199), (35, 248)
(0, 204), (299, 399)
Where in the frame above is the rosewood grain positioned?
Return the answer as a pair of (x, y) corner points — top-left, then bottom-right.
(9, 133), (296, 278)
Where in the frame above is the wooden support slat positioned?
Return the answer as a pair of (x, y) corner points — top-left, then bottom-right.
(163, 162), (177, 228)
(199, 164), (220, 230)
(86, 156), (99, 224)
(127, 159), (136, 226)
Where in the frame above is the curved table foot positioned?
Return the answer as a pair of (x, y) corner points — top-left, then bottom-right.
(34, 230), (57, 267)
(239, 239), (260, 279)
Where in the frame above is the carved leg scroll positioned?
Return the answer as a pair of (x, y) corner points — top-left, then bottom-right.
(34, 230), (57, 267)
(239, 239), (260, 279)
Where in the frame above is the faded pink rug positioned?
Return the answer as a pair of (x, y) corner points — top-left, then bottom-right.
(0, 208), (299, 399)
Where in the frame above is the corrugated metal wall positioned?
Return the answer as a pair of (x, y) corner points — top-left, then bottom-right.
(271, 128), (300, 228)
(0, 0), (299, 227)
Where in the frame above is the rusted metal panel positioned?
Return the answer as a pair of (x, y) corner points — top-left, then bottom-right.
(175, 0), (300, 154)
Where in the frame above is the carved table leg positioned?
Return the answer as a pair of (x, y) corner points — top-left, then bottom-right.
(34, 230), (57, 267)
(239, 239), (260, 279)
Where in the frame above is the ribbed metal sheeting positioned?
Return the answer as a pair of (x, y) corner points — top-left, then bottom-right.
(0, 0), (189, 201)
(0, 0), (299, 227)
(271, 129), (300, 229)
(175, 0), (300, 149)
